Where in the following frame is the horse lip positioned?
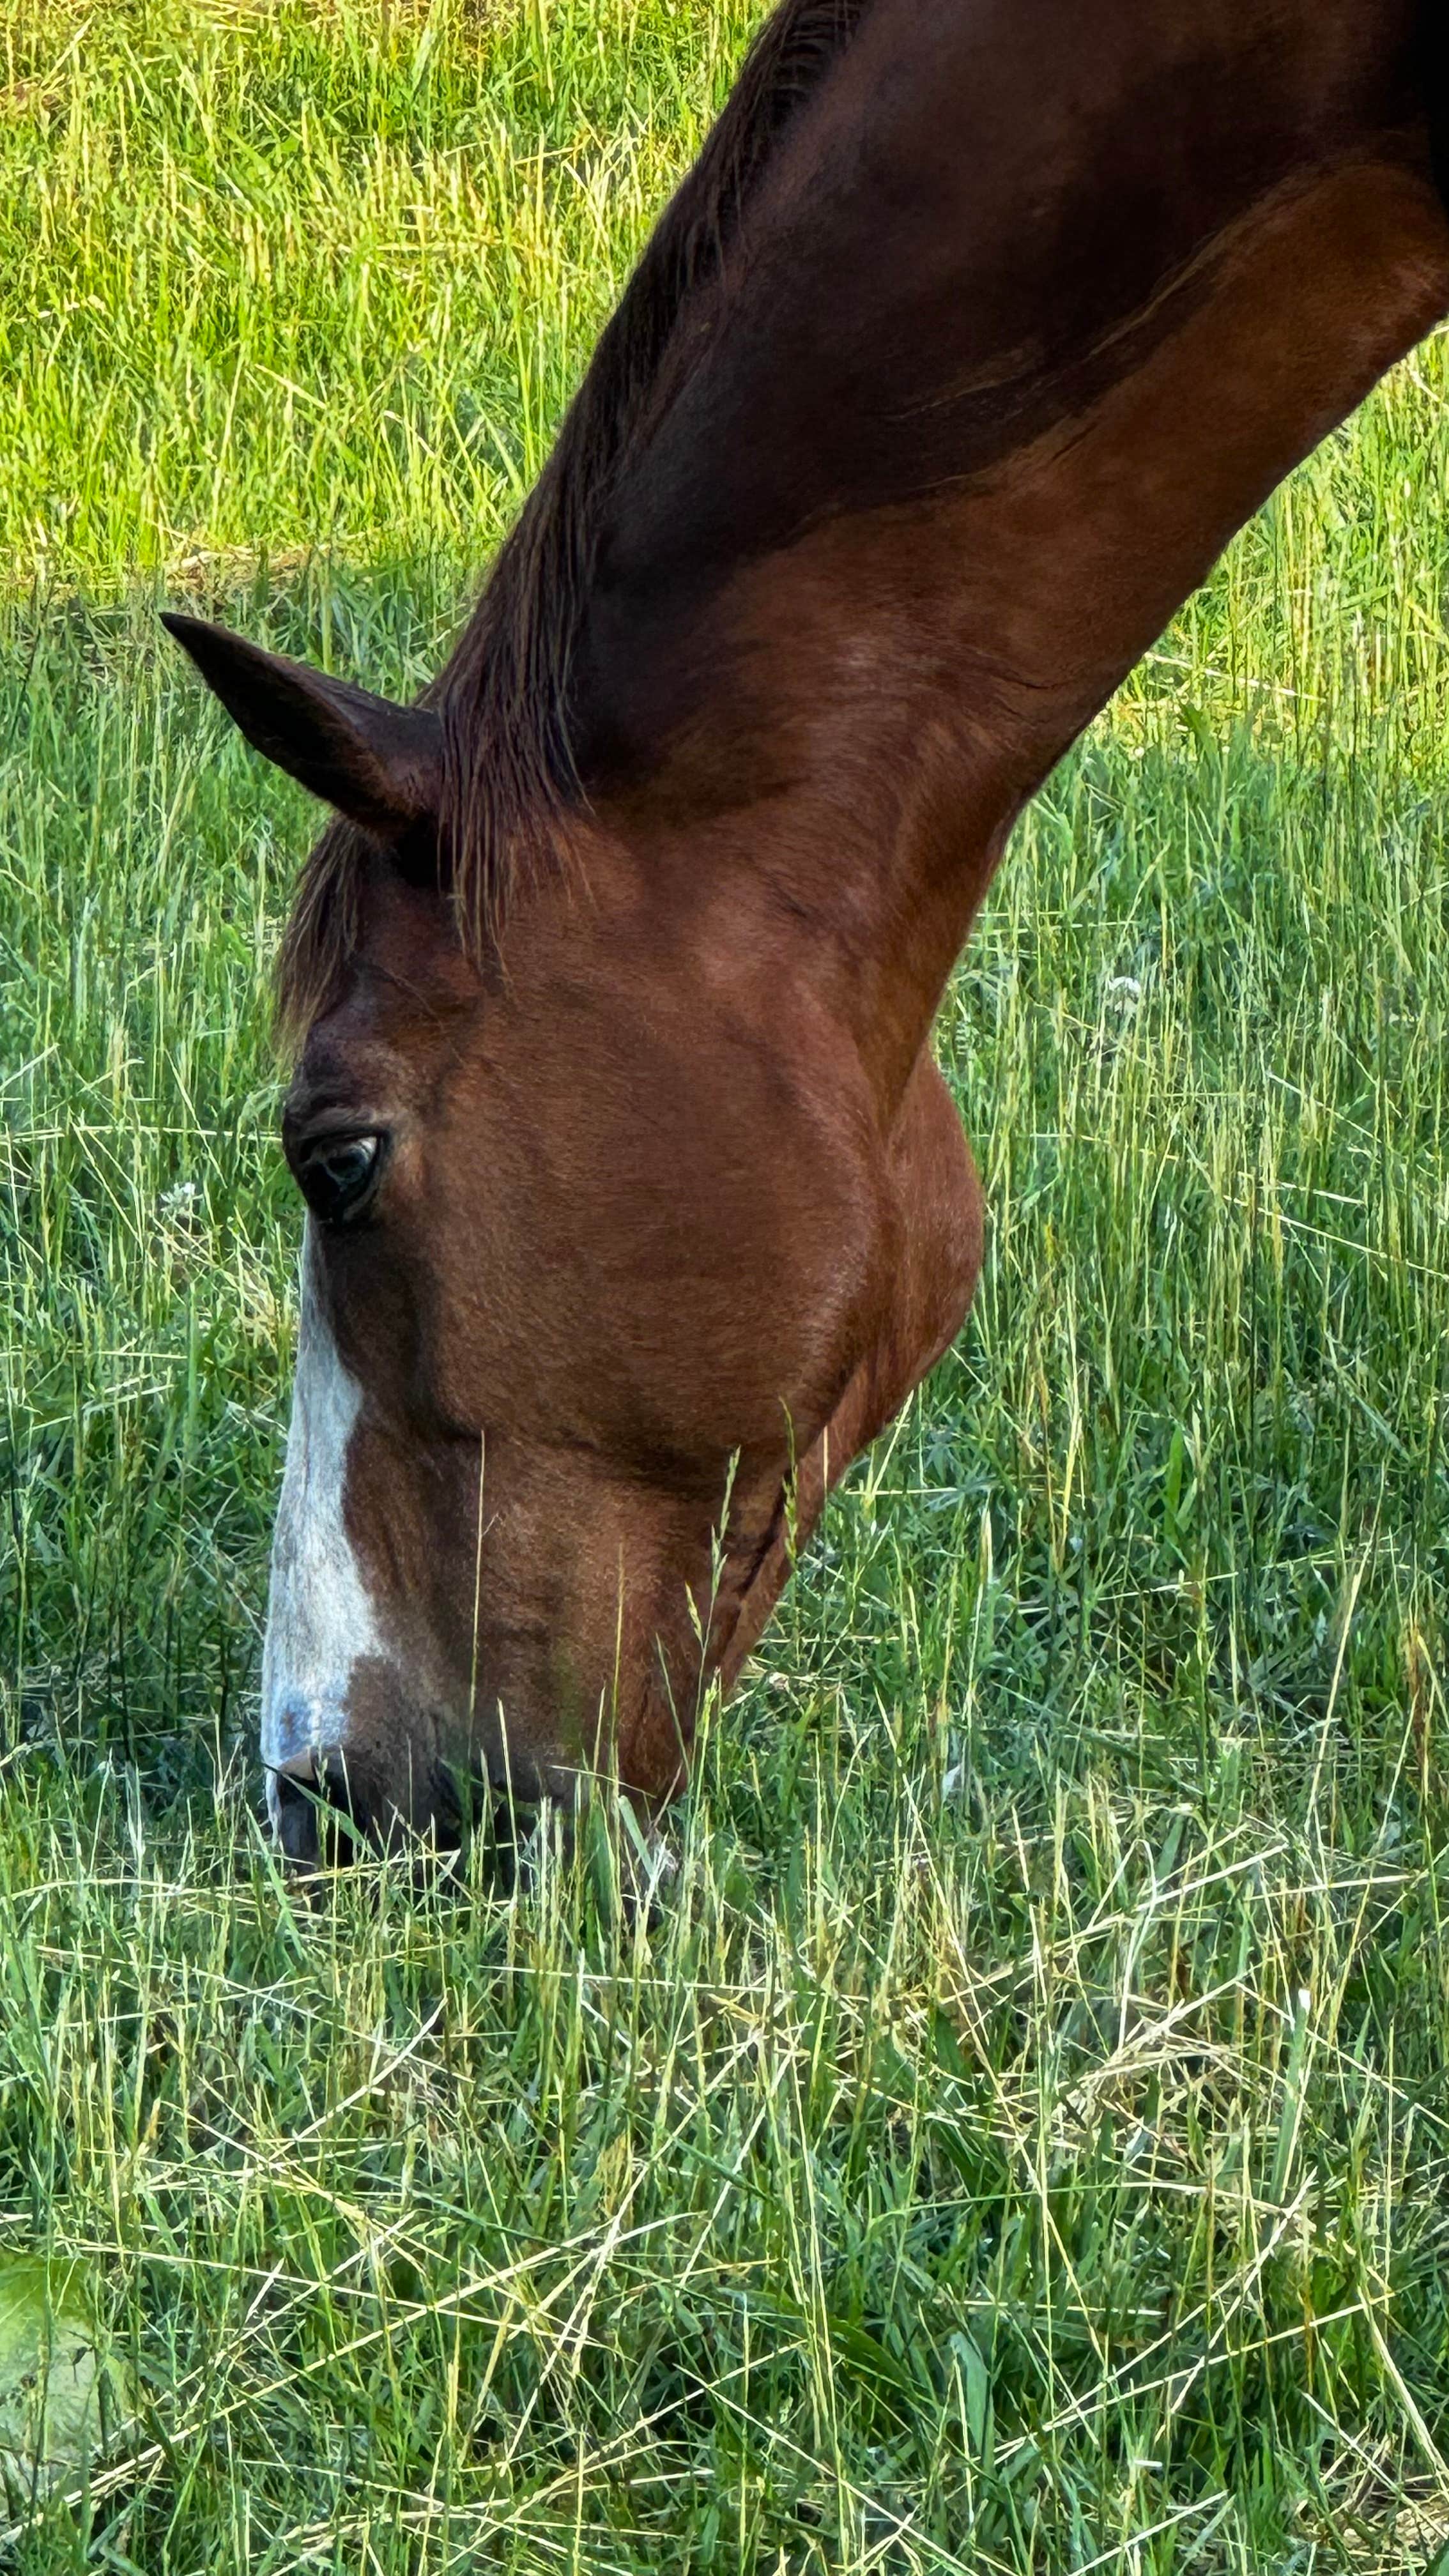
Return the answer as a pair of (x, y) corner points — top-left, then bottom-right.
(268, 1694), (335, 1767)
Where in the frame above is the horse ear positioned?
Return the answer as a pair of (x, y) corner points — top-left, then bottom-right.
(162, 613), (442, 837)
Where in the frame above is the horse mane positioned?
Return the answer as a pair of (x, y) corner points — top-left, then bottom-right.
(276, 0), (877, 1041)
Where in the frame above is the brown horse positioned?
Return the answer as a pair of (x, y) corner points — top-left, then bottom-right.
(165, 0), (1449, 1862)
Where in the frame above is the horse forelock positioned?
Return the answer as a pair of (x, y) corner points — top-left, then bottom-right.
(272, 0), (877, 1048)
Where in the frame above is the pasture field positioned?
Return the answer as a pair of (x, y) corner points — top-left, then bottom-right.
(4, 2), (1449, 2566)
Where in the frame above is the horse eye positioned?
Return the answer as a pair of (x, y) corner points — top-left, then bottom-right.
(296, 1131), (387, 1227)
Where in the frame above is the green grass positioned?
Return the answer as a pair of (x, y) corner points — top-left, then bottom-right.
(3, 2), (1449, 2566)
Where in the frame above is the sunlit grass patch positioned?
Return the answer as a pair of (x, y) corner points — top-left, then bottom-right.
(0, 0), (757, 590)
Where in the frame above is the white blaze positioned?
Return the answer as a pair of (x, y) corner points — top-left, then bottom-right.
(261, 1227), (384, 1821)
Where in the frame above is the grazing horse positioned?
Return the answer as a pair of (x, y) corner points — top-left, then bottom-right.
(166, 0), (1449, 1862)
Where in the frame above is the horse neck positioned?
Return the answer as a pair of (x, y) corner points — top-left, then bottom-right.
(547, 0), (1449, 1112)
(624, 150), (1449, 1112)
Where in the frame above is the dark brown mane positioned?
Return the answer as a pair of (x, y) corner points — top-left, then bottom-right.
(275, 0), (876, 1041)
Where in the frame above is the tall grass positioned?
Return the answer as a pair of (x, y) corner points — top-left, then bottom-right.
(3, 4), (1449, 2567)
(1, 0), (756, 586)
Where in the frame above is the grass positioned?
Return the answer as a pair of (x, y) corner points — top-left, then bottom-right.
(3, 1), (1449, 2566)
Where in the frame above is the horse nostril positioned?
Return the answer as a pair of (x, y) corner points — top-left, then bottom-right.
(272, 1752), (364, 1867)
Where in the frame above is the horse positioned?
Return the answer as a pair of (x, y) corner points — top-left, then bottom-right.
(164, 0), (1449, 1864)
